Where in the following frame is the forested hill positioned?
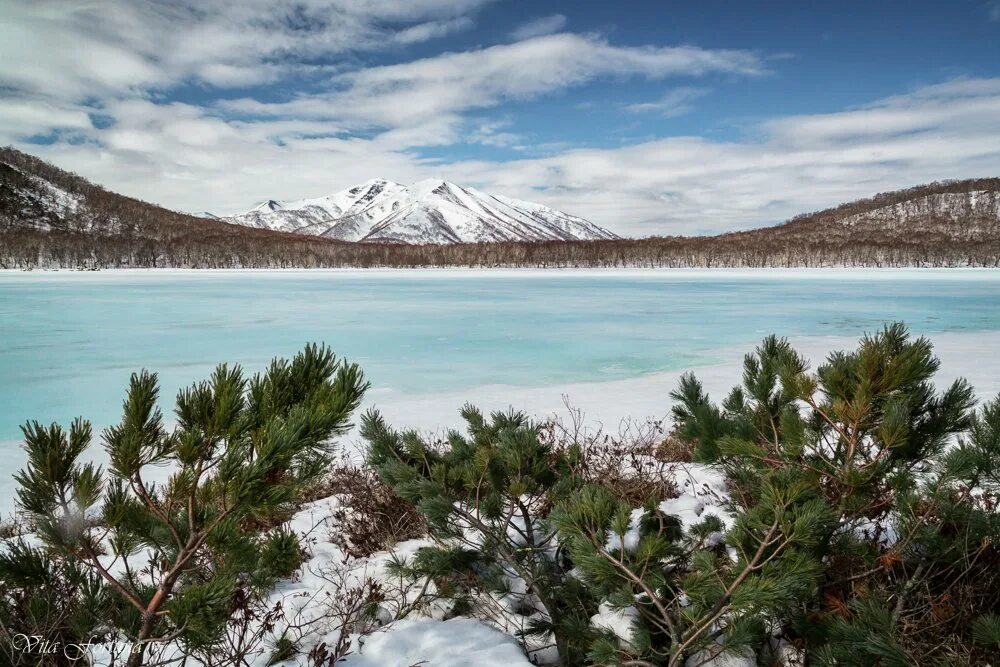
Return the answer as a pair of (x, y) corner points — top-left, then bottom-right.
(2, 147), (999, 268)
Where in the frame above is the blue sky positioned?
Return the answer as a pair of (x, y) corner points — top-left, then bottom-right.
(2, 0), (1000, 236)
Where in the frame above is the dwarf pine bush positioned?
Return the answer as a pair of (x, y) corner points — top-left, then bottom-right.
(3, 344), (367, 666)
(362, 405), (596, 663)
(658, 324), (997, 665)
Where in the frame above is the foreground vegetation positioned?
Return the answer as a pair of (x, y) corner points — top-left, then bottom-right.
(1, 325), (998, 665)
(364, 324), (1000, 665)
(1, 345), (368, 666)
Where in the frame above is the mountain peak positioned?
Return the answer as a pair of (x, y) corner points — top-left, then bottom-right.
(350, 177), (399, 192)
(251, 199), (283, 213)
(409, 178), (464, 198)
(411, 177), (452, 188)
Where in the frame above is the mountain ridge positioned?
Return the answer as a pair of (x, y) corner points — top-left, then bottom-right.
(225, 178), (621, 244)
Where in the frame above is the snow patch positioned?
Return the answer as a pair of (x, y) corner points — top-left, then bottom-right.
(591, 601), (640, 647)
(340, 618), (533, 667)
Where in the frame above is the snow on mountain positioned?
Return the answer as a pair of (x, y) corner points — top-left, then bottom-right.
(0, 161), (84, 232)
(835, 190), (1000, 234)
(225, 178), (620, 244)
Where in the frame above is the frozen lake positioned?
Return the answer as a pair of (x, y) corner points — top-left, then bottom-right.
(2, 268), (1000, 512)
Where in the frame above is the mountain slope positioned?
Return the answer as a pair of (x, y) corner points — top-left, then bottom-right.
(753, 181), (1000, 243)
(226, 179), (620, 244)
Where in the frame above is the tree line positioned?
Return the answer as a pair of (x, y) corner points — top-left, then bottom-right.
(4, 227), (999, 270)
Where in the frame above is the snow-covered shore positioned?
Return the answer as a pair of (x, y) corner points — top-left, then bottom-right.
(363, 329), (1000, 452)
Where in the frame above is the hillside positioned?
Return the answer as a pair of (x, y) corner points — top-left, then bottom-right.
(225, 178), (619, 244)
(2, 147), (999, 269)
(744, 182), (1000, 242)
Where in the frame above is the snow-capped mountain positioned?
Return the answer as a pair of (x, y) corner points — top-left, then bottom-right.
(225, 178), (620, 244)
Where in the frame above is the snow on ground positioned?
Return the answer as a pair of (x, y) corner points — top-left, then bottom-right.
(339, 618), (534, 667)
(660, 463), (734, 532)
(591, 601), (640, 648)
(685, 648), (756, 667)
(52, 456), (740, 666)
(606, 463), (733, 555)
(262, 462), (739, 666)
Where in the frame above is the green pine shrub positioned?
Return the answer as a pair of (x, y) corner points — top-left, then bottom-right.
(362, 405), (597, 663)
(0, 537), (122, 666)
(4, 344), (367, 666)
(656, 323), (998, 665)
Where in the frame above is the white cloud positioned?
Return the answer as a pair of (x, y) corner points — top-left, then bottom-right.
(12, 100), (435, 215)
(0, 99), (93, 138)
(509, 14), (567, 40)
(467, 119), (524, 148)
(625, 87), (710, 116)
(344, 33), (761, 94)
(761, 79), (1000, 146)
(220, 33), (763, 130)
(0, 0), (496, 100)
(394, 16), (476, 44)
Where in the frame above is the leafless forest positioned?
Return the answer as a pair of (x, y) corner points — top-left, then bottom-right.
(3, 147), (999, 269)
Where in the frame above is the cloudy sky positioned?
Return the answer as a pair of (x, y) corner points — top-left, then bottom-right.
(2, 0), (1000, 236)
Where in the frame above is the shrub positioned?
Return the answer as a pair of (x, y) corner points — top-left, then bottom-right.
(658, 324), (999, 665)
(5, 344), (367, 666)
(327, 464), (427, 558)
(543, 413), (680, 506)
(362, 405), (597, 663)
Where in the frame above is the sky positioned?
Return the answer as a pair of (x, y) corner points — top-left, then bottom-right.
(2, 1), (1000, 237)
